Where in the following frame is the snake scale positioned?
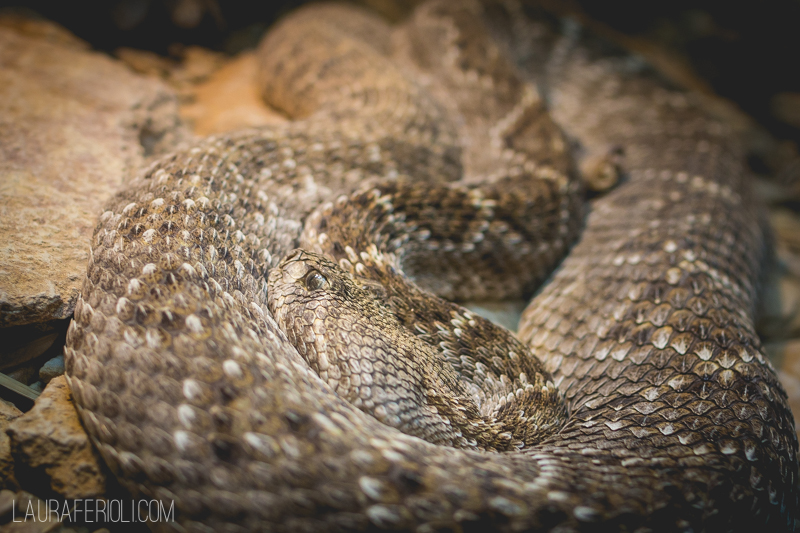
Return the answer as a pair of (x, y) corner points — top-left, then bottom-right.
(63, 0), (798, 531)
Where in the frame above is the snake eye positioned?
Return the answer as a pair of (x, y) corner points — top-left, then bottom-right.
(304, 269), (328, 291)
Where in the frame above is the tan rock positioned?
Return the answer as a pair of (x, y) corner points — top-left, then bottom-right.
(760, 275), (800, 338)
(766, 339), (800, 376)
(173, 45), (228, 87)
(180, 51), (286, 136)
(7, 376), (105, 499)
(0, 13), (87, 49)
(0, 15), (185, 327)
(115, 47), (177, 80)
(0, 399), (23, 490)
(758, 229), (800, 339)
(117, 45), (227, 91)
(771, 208), (800, 256)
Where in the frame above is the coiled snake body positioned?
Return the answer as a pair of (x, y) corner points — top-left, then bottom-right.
(64, 1), (799, 531)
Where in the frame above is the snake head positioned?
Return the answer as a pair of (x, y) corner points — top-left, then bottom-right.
(266, 249), (565, 451)
(267, 249), (491, 447)
(266, 248), (405, 397)
(267, 249), (373, 312)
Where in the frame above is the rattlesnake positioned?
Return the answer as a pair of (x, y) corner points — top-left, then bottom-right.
(64, 0), (798, 531)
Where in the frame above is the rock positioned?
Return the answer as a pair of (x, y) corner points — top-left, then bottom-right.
(5, 367), (37, 387)
(766, 339), (800, 376)
(759, 265), (800, 340)
(0, 320), (68, 371)
(37, 356), (64, 385)
(172, 45), (228, 87)
(0, 13), (86, 49)
(0, 374), (39, 410)
(0, 489), (14, 521)
(180, 50), (286, 136)
(771, 208), (800, 258)
(117, 44), (229, 96)
(0, 15), (186, 328)
(7, 376), (106, 499)
(759, 209), (800, 340)
(115, 47), (177, 80)
(1, 335), (57, 373)
(0, 399), (23, 490)
(464, 300), (526, 333)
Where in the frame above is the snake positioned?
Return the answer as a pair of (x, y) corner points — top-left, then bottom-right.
(63, 0), (798, 531)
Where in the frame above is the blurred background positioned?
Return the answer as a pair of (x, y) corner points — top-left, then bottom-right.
(1, 0), (797, 152)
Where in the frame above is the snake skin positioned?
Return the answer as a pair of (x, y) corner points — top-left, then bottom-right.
(64, 0), (798, 531)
